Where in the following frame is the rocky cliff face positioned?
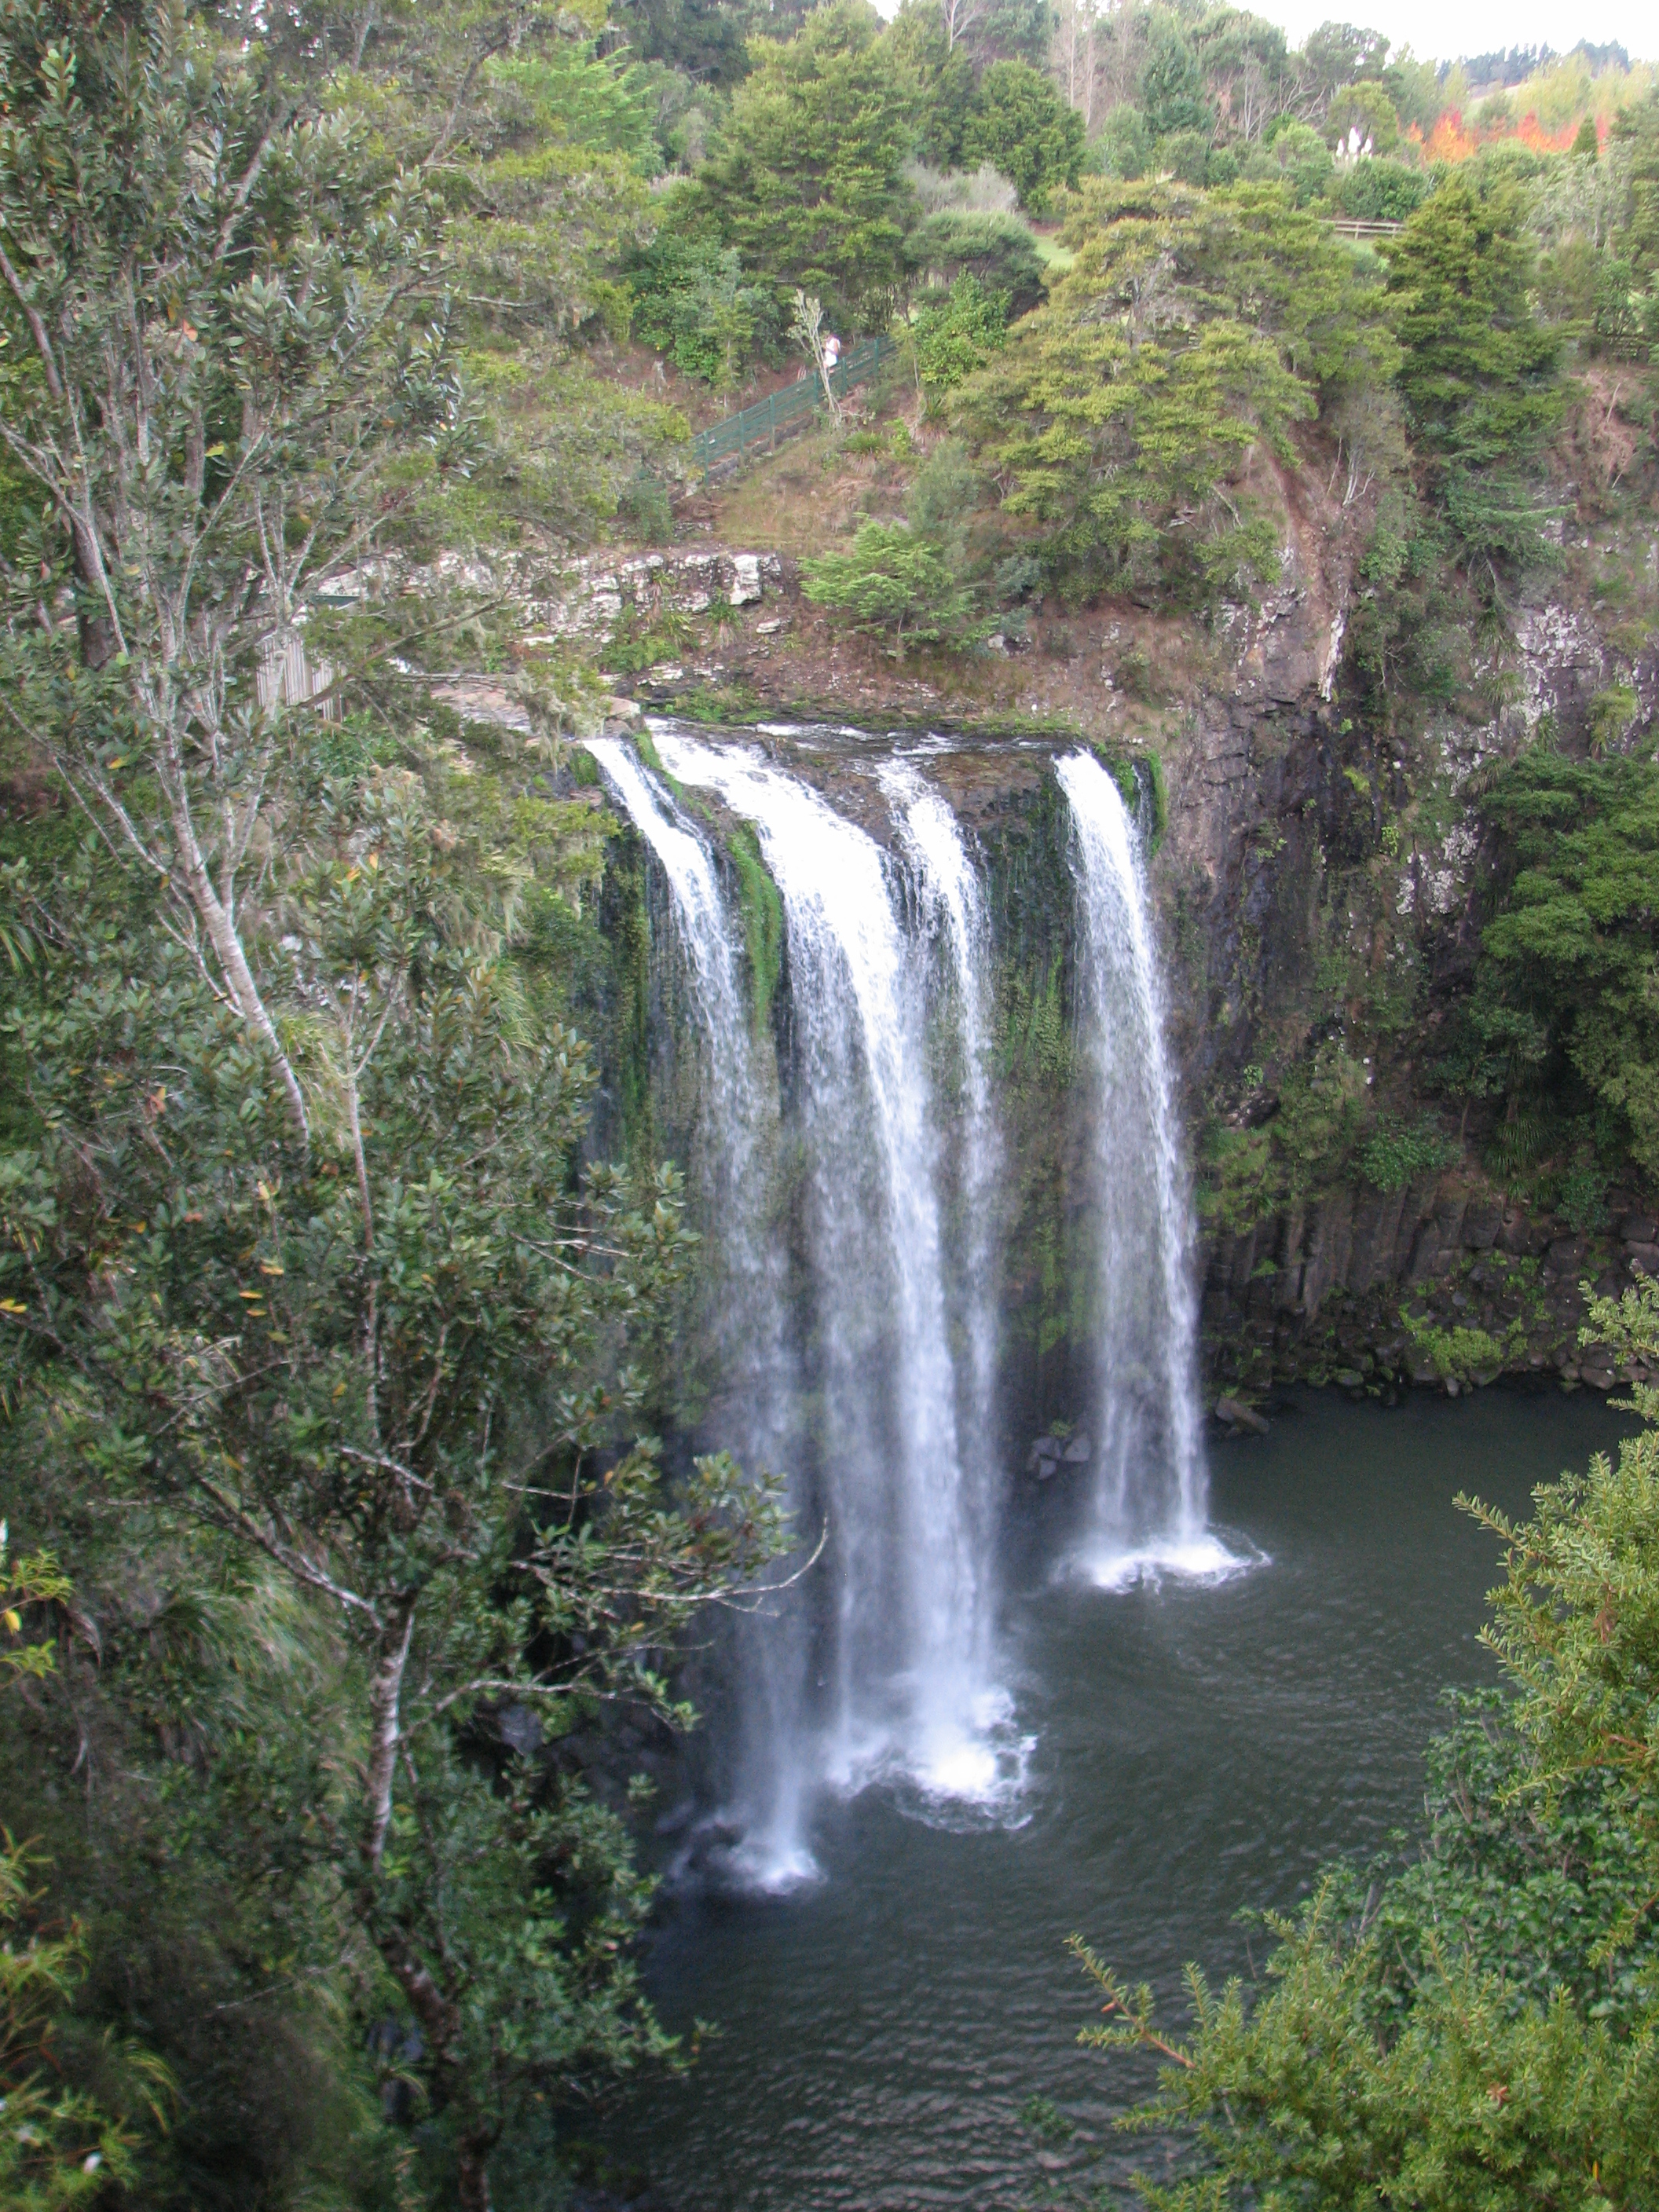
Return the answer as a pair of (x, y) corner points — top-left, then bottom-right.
(500, 449), (1659, 1412)
(1143, 484), (1658, 1406)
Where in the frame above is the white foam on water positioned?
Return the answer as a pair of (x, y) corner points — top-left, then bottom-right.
(1080, 1532), (1265, 1592)
(727, 1837), (824, 1895)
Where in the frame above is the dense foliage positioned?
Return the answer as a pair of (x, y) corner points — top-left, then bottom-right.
(1461, 751), (1659, 1181)
(961, 178), (1398, 600)
(0, 5), (787, 2208)
(1079, 1280), (1659, 2205)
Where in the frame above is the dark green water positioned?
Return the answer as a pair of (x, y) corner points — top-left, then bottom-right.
(610, 1387), (1633, 2209)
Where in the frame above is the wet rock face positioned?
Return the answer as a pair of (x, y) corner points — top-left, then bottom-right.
(1200, 1188), (1659, 1401)
(1116, 526), (1657, 1397)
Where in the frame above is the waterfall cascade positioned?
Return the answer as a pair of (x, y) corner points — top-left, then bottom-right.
(653, 731), (1026, 1865)
(1057, 753), (1235, 1585)
(584, 738), (793, 1467)
(591, 725), (1237, 1887)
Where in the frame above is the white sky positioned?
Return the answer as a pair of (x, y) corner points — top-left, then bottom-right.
(1247, 0), (1652, 67)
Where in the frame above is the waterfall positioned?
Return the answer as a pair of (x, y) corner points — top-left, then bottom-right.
(592, 727), (1240, 1886)
(584, 739), (811, 1876)
(1056, 753), (1234, 1585)
(878, 758), (1002, 1688)
(652, 730), (1024, 1859)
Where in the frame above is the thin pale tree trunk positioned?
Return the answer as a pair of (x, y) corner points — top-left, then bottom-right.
(365, 1598), (416, 1868)
(158, 739), (310, 1141)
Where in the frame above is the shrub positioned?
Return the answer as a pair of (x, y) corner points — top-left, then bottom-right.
(1329, 158), (1430, 222)
(1401, 1312), (1514, 1382)
(903, 210), (1046, 313)
(913, 273), (1011, 397)
(628, 233), (776, 385)
(801, 521), (981, 654)
(1556, 1159), (1611, 1232)
(1357, 1115), (1459, 1190)
(617, 471), (675, 543)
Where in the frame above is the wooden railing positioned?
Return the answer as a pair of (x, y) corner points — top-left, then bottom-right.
(690, 336), (897, 483)
(1327, 218), (1406, 240)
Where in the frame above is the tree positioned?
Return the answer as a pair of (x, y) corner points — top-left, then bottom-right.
(1386, 171), (1566, 575)
(1097, 101), (1152, 179)
(790, 287), (844, 423)
(961, 60), (1087, 213)
(1, 800), (790, 2212)
(1592, 96), (1659, 357)
(1327, 78), (1399, 155)
(628, 232), (778, 384)
(1383, 46), (1446, 134)
(960, 0), (1051, 70)
(1299, 17), (1390, 106)
(1192, 9), (1294, 146)
(611, 0), (812, 90)
(1256, 115), (1335, 204)
(0, 5), (789, 2204)
(688, 0), (918, 325)
(884, 0), (976, 166)
(0, 0), (677, 1167)
(803, 521), (981, 651)
(1069, 1275), (1659, 2206)
(1464, 750), (1659, 1181)
(961, 178), (1397, 600)
(802, 439), (983, 650)
(1140, 9), (1211, 142)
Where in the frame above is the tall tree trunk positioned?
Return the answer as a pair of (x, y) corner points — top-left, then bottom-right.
(456, 2130), (496, 2212)
(159, 745), (310, 1142)
(365, 1597), (416, 1867)
(73, 525), (118, 669)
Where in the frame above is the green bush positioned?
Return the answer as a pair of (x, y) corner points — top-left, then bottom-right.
(1357, 1115), (1459, 1190)
(1328, 157), (1430, 222)
(1401, 1311), (1514, 1382)
(913, 273), (1011, 397)
(1159, 126), (1212, 185)
(627, 233), (777, 386)
(801, 520), (981, 654)
(903, 209), (1046, 315)
(617, 469), (675, 543)
(1254, 118), (1334, 206)
(1197, 1125), (1281, 1233)
(1557, 1159), (1611, 1233)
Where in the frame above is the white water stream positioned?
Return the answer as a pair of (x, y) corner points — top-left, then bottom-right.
(653, 731), (1026, 1871)
(591, 727), (1234, 1887)
(1056, 753), (1236, 1584)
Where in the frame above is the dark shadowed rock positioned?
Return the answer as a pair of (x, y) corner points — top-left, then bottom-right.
(1214, 1396), (1269, 1434)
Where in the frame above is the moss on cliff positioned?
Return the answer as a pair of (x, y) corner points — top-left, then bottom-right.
(727, 820), (785, 1032)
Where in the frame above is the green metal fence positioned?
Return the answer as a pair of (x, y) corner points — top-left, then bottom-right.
(690, 336), (896, 483)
